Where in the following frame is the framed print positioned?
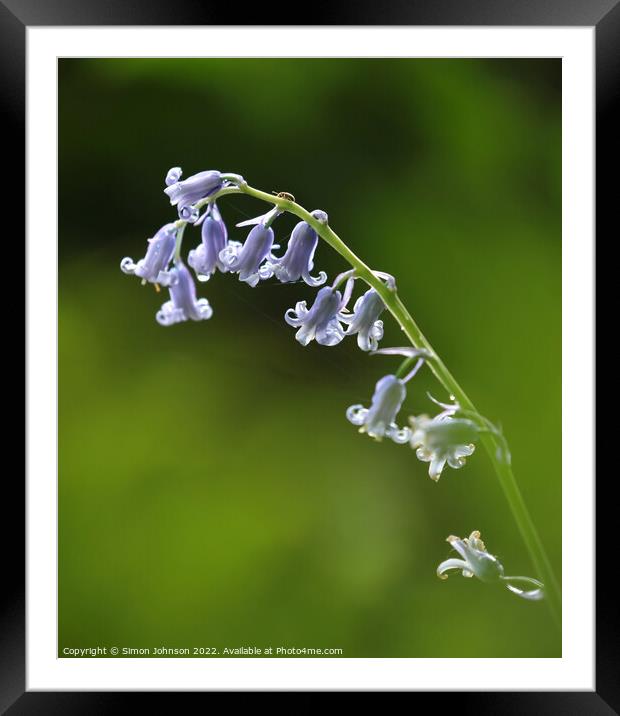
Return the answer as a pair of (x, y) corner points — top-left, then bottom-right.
(3, 0), (609, 707)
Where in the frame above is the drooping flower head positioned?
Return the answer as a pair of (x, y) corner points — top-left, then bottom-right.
(347, 375), (411, 443)
(346, 347), (431, 442)
(410, 415), (477, 481)
(188, 203), (232, 281)
(285, 274), (355, 346)
(438, 531), (504, 583)
(409, 397), (478, 481)
(164, 168), (223, 220)
(437, 531), (544, 600)
(156, 261), (213, 326)
(219, 223), (274, 287)
(340, 288), (385, 351)
(120, 222), (178, 287)
(265, 210), (328, 287)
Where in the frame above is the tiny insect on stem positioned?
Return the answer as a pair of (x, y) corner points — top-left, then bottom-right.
(272, 191), (296, 202)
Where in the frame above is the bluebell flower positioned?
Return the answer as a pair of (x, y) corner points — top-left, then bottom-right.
(219, 224), (274, 287)
(120, 223), (178, 287)
(164, 168), (223, 218)
(438, 532), (504, 583)
(285, 284), (353, 346)
(346, 348), (431, 442)
(346, 375), (411, 443)
(410, 413), (477, 481)
(156, 262), (213, 326)
(188, 204), (234, 281)
(264, 211), (327, 287)
(437, 531), (544, 600)
(340, 288), (385, 351)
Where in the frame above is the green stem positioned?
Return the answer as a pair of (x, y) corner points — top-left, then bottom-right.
(173, 220), (187, 262)
(204, 181), (561, 627)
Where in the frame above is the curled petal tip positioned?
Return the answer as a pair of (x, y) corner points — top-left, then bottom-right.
(179, 205), (200, 223)
(165, 166), (183, 186)
(120, 257), (136, 274)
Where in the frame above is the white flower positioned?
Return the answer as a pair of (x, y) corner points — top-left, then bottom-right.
(410, 413), (477, 481)
(437, 531), (544, 600)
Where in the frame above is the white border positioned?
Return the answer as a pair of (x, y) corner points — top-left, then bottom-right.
(27, 27), (594, 691)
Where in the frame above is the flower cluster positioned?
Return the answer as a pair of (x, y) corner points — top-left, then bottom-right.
(437, 531), (544, 600)
(120, 167), (389, 344)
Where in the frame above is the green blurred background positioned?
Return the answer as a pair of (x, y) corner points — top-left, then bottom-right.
(59, 59), (561, 658)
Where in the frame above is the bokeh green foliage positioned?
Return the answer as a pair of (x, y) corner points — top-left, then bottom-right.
(59, 58), (561, 657)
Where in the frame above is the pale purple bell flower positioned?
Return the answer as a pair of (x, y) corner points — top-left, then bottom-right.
(188, 204), (233, 282)
(164, 168), (223, 217)
(156, 261), (213, 326)
(346, 375), (411, 443)
(285, 280), (355, 347)
(340, 288), (385, 351)
(264, 211), (327, 287)
(219, 224), (274, 287)
(120, 223), (178, 287)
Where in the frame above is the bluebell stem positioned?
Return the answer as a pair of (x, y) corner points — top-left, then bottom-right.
(284, 273), (354, 346)
(188, 204), (233, 282)
(164, 168), (223, 219)
(156, 261), (213, 326)
(264, 210), (328, 287)
(219, 223), (275, 287)
(409, 397), (478, 481)
(437, 531), (544, 600)
(340, 287), (386, 351)
(346, 347), (429, 442)
(120, 223), (178, 287)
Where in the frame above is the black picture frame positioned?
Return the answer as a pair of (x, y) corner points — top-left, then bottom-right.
(3, 0), (608, 710)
